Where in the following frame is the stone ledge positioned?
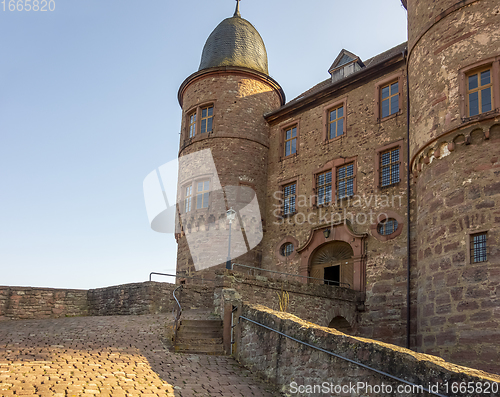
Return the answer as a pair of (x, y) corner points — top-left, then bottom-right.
(236, 303), (500, 396)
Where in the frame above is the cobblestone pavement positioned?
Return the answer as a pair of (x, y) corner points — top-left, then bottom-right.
(0, 315), (278, 396)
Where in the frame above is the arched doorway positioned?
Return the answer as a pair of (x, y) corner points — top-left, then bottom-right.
(309, 241), (353, 288)
(297, 223), (367, 291)
(328, 316), (353, 334)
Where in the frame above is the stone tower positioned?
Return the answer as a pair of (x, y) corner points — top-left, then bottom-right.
(405, 0), (500, 372)
(175, 2), (285, 278)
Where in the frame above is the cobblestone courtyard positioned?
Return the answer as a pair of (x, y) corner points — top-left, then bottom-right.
(0, 314), (277, 396)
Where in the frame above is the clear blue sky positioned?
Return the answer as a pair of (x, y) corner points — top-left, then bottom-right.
(0, 0), (407, 289)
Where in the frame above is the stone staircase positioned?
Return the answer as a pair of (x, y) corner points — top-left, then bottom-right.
(173, 310), (225, 355)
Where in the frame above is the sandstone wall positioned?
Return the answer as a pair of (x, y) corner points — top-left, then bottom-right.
(176, 70), (283, 276)
(214, 270), (364, 329)
(87, 282), (214, 316)
(0, 286), (88, 320)
(262, 60), (410, 347)
(407, 0), (500, 374)
(235, 303), (500, 397)
(0, 282), (215, 321)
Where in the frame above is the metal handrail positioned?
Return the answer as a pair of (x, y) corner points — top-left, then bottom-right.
(232, 263), (351, 288)
(149, 272), (215, 283)
(172, 285), (183, 345)
(239, 316), (446, 397)
(149, 272), (217, 345)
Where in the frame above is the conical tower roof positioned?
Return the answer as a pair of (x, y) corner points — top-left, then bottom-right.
(198, 2), (269, 75)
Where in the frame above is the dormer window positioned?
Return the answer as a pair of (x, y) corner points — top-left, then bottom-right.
(328, 50), (365, 83)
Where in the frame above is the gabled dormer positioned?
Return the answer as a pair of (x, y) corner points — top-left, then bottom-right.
(328, 49), (365, 83)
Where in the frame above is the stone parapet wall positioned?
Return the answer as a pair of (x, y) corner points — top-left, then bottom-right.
(0, 286), (89, 320)
(214, 270), (364, 329)
(87, 282), (175, 316)
(0, 282), (215, 321)
(235, 303), (500, 397)
(85, 282), (216, 316)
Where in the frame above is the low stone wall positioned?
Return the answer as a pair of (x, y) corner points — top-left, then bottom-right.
(87, 282), (174, 316)
(235, 303), (500, 397)
(0, 286), (88, 320)
(0, 282), (216, 320)
(214, 270), (365, 330)
(88, 282), (215, 316)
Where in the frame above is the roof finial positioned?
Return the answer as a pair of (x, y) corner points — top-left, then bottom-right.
(233, 0), (241, 17)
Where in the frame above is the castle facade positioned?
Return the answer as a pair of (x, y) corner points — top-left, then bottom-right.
(174, 0), (500, 374)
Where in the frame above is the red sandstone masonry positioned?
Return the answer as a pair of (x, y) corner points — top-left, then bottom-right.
(213, 270), (364, 329)
(263, 62), (410, 348)
(0, 286), (88, 320)
(87, 282), (214, 316)
(176, 72), (282, 276)
(407, 0), (500, 375)
(235, 303), (500, 397)
(0, 282), (215, 320)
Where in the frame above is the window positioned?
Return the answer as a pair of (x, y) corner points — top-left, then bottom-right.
(328, 105), (344, 139)
(371, 211), (404, 241)
(375, 140), (403, 190)
(275, 236), (299, 261)
(317, 171), (332, 205)
(467, 68), (493, 117)
(381, 81), (399, 118)
(280, 121), (300, 160)
(196, 180), (210, 209)
(200, 106), (213, 134)
(284, 126), (297, 157)
(375, 73), (403, 121)
(460, 57), (500, 120)
(188, 112), (197, 138)
(184, 185), (192, 213)
(283, 183), (296, 215)
(186, 103), (214, 139)
(471, 232), (487, 263)
(280, 243), (294, 257)
(323, 98), (347, 142)
(337, 163), (354, 199)
(377, 219), (398, 236)
(380, 147), (400, 187)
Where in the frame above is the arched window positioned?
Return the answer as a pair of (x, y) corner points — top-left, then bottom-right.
(377, 218), (398, 236)
(280, 242), (294, 257)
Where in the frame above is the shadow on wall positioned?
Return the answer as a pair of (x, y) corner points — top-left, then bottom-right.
(328, 316), (353, 334)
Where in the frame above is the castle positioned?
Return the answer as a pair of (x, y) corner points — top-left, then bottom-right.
(174, 0), (500, 374)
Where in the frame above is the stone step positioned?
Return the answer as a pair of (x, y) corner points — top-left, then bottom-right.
(176, 337), (223, 345)
(174, 343), (225, 355)
(180, 319), (222, 328)
(173, 311), (225, 355)
(177, 329), (223, 338)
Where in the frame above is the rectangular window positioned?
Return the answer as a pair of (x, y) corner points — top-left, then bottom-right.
(380, 147), (400, 187)
(467, 68), (493, 117)
(188, 112), (197, 138)
(184, 185), (192, 213)
(471, 232), (487, 263)
(283, 183), (296, 215)
(317, 171), (332, 205)
(381, 81), (399, 118)
(337, 163), (354, 199)
(284, 126), (297, 157)
(196, 180), (210, 209)
(200, 106), (214, 134)
(328, 106), (344, 139)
